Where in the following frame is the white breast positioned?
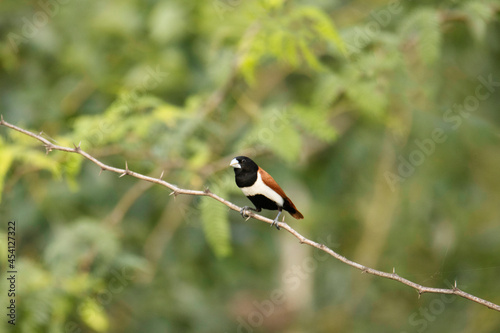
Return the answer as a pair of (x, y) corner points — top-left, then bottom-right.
(240, 172), (285, 206)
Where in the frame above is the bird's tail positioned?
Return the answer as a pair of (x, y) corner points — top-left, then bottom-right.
(291, 210), (304, 219)
(284, 197), (304, 219)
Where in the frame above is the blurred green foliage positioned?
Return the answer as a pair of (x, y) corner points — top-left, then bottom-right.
(1, 0), (500, 332)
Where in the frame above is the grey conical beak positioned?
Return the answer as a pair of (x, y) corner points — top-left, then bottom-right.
(230, 158), (241, 168)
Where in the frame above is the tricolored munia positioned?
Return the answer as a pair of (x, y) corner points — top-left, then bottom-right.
(230, 156), (303, 230)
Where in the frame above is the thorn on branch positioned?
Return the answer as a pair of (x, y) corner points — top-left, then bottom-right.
(0, 114), (4, 124)
(45, 144), (53, 154)
(99, 167), (105, 176)
(73, 141), (81, 152)
(170, 190), (179, 197)
(204, 187), (211, 194)
(119, 161), (129, 178)
(159, 170), (165, 180)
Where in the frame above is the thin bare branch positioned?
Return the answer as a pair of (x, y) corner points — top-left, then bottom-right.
(1, 117), (499, 312)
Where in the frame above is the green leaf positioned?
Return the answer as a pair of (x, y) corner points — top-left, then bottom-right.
(283, 35), (299, 67)
(267, 122), (301, 162)
(17, 259), (52, 292)
(240, 53), (259, 85)
(79, 298), (109, 332)
(462, 0), (495, 40)
(268, 29), (286, 59)
(15, 148), (62, 179)
(44, 218), (120, 277)
(294, 6), (346, 56)
(200, 186), (232, 257)
(298, 39), (323, 71)
(292, 105), (337, 142)
(239, 108), (302, 162)
(312, 72), (344, 109)
(149, 2), (187, 43)
(61, 153), (82, 192)
(399, 8), (441, 64)
(346, 80), (388, 119)
(55, 138), (83, 191)
(260, 0), (285, 10)
(238, 5), (345, 83)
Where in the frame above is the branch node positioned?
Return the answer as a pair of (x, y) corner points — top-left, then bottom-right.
(119, 161), (129, 178)
(204, 187), (211, 194)
(73, 141), (81, 152)
(45, 144), (53, 154)
(170, 190), (179, 197)
(361, 268), (368, 274)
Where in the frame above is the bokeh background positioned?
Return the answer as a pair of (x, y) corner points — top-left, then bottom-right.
(1, 0), (500, 332)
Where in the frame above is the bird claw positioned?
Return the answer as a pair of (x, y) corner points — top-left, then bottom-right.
(270, 210), (282, 230)
(240, 206), (251, 219)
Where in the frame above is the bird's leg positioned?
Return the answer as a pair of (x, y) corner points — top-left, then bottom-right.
(240, 206), (259, 220)
(271, 208), (282, 230)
